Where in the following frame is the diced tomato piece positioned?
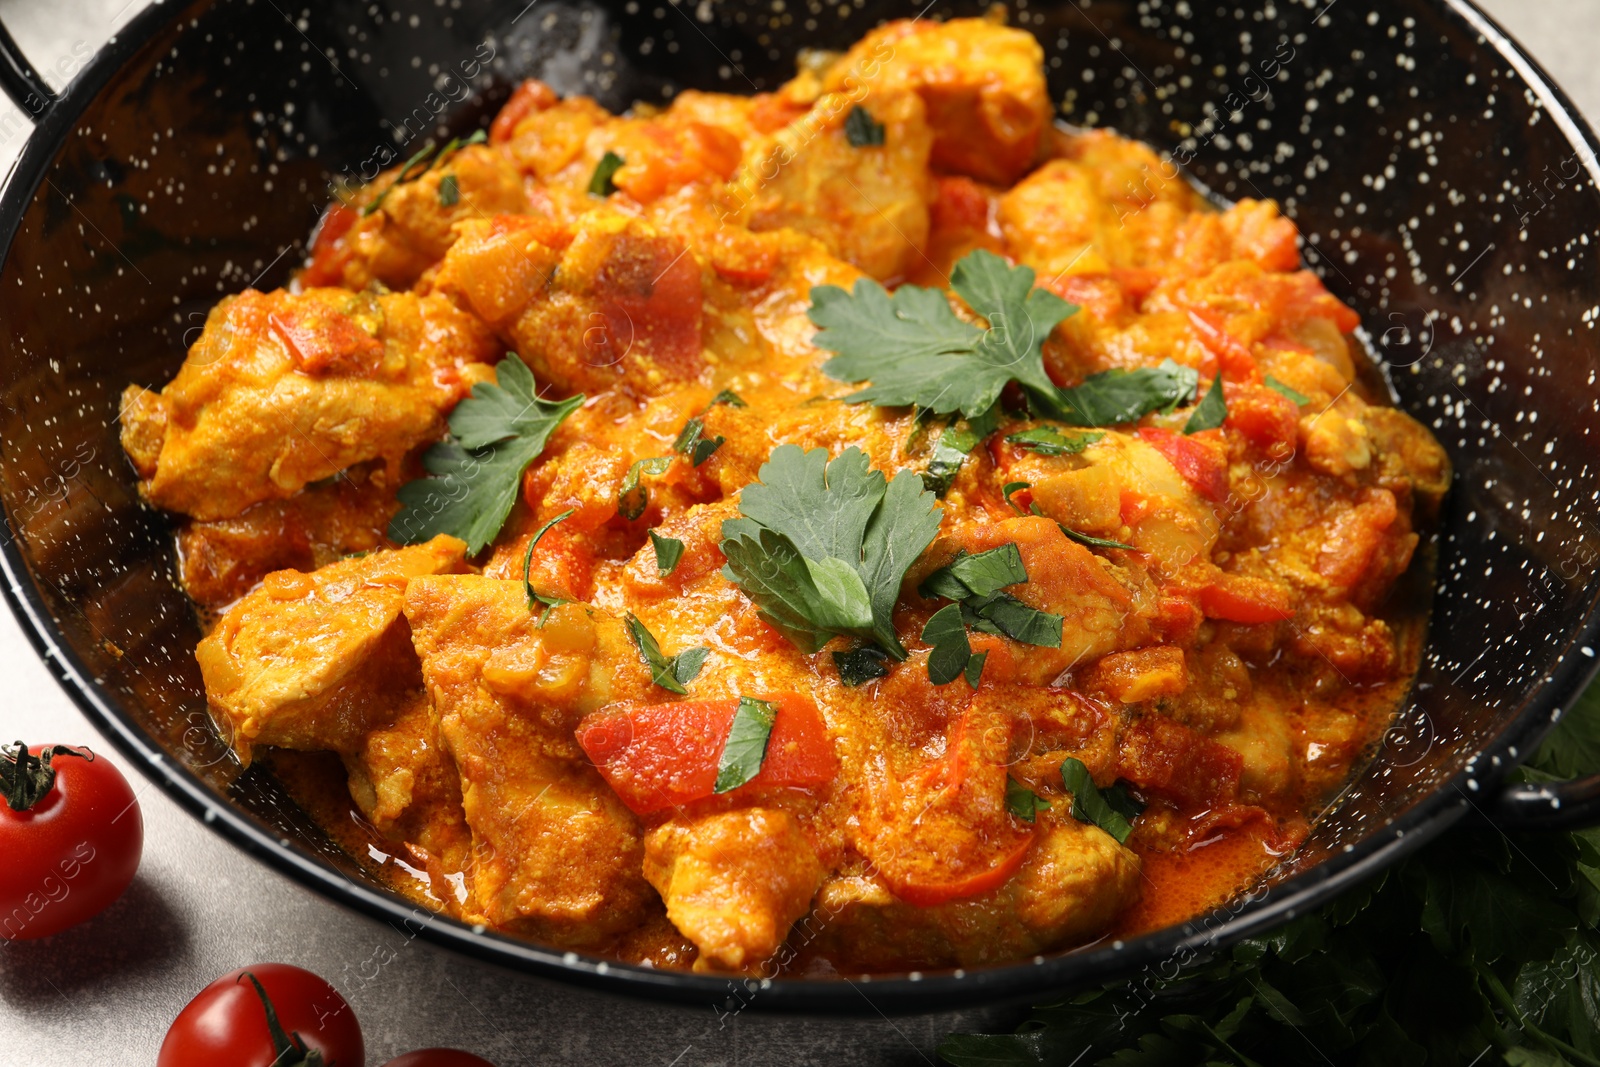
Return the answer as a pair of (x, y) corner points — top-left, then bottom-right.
(860, 705), (1037, 907)
(1224, 381), (1300, 453)
(490, 79), (559, 144)
(576, 693), (835, 816)
(1045, 273), (1128, 322)
(1314, 488), (1399, 588)
(1136, 427), (1228, 502)
(1153, 595), (1203, 645)
(515, 519), (597, 603)
(749, 92), (807, 134)
(300, 204), (356, 288)
(1280, 270), (1360, 333)
(268, 303), (383, 376)
(1198, 572), (1296, 624)
(1116, 714), (1242, 808)
(930, 175), (991, 233)
(612, 122), (742, 203)
(1184, 307), (1258, 378)
(1109, 267), (1163, 303)
(592, 229), (704, 379)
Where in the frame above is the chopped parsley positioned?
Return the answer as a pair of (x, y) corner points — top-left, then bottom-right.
(1002, 480), (1031, 513)
(673, 391), (744, 468)
(1183, 371), (1228, 434)
(617, 456), (673, 521)
(834, 644), (892, 686)
(648, 530), (685, 575)
(919, 544), (1027, 601)
(918, 543), (1060, 684)
(624, 612), (707, 695)
(390, 356), (582, 554)
(720, 445), (942, 660)
(844, 105), (886, 147)
(921, 407), (998, 497)
(1006, 426), (1104, 457)
(810, 249), (1077, 421)
(437, 173), (460, 207)
(1265, 374), (1310, 405)
(1005, 776), (1050, 823)
(363, 129), (486, 216)
(588, 151), (625, 197)
(522, 508), (574, 622)
(1050, 358), (1200, 426)
(1059, 756), (1144, 844)
(713, 696), (778, 793)
(921, 603), (974, 686)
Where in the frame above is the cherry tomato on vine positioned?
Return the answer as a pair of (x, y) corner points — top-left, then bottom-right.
(157, 963), (364, 1067)
(382, 1051), (498, 1067)
(0, 741), (142, 940)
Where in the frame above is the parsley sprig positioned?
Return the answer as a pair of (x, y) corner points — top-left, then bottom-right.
(390, 356), (582, 554)
(624, 613), (707, 695)
(720, 445), (942, 660)
(917, 543), (1063, 685)
(811, 249), (1076, 421)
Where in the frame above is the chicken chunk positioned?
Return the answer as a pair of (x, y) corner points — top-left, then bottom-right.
(733, 89), (934, 282)
(342, 691), (475, 912)
(121, 289), (497, 521)
(403, 575), (655, 944)
(821, 17), (1051, 186)
(195, 535), (469, 764)
(431, 213), (704, 397)
(317, 144), (533, 290)
(643, 808), (824, 972)
(812, 818), (1140, 970)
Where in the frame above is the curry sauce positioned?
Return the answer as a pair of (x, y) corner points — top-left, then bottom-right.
(119, 15), (1447, 975)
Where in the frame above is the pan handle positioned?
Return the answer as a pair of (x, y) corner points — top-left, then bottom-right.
(1491, 774), (1600, 831)
(0, 20), (56, 120)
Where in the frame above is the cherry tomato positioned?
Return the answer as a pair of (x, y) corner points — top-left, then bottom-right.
(0, 742), (143, 940)
(383, 1052), (498, 1067)
(158, 963), (364, 1067)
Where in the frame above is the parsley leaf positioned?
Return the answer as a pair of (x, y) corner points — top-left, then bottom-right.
(1184, 371), (1228, 434)
(714, 696), (778, 793)
(811, 249), (1077, 420)
(673, 390), (745, 467)
(961, 592), (1062, 647)
(437, 173), (460, 206)
(921, 407), (999, 497)
(720, 445), (943, 659)
(390, 357), (582, 554)
(1007, 426), (1104, 456)
(522, 508), (574, 621)
(1265, 374), (1310, 405)
(1059, 756), (1142, 843)
(922, 603), (974, 685)
(834, 644), (892, 686)
(1050, 358), (1200, 426)
(649, 530), (685, 575)
(1005, 776), (1050, 823)
(618, 456), (673, 521)
(624, 612), (707, 695)
(964, 650), (988, 688)
(844, 105), (886, 147)
(919, 544), (1028, 601)
(1002, 480), (1031, 513)
(589, 150), (625, 197)
(1058, 525), (1136, 551)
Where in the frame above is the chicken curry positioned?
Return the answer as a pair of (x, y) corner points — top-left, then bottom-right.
(118, 15), (1449, 974)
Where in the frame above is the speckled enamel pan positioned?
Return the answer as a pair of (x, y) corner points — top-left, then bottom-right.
(1, 0), (1597, 1012)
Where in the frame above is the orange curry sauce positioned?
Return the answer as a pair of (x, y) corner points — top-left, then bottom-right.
(120, 15), (1447, 975)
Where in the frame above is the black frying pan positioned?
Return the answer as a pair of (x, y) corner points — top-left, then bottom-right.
(1, 0), (1597, 1012)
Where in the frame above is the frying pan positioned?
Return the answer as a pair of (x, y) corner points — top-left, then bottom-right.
(1, 0), (1598, 1013)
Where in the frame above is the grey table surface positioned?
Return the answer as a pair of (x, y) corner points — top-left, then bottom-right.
(0, 0), (1596, 1064)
